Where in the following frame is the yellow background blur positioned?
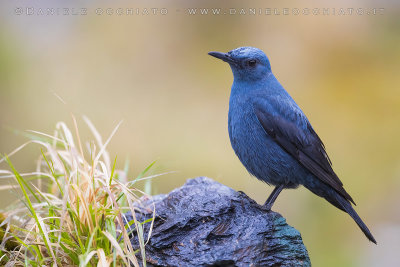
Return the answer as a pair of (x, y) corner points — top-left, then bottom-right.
(1, 1), (399, 266)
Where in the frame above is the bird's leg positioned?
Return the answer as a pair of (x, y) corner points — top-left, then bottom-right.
(263, 184), (285, 210)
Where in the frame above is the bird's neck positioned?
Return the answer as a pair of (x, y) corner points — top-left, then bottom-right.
(231, 72), (281, 97)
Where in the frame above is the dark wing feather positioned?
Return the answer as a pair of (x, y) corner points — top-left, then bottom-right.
(254, 108), (355, 204)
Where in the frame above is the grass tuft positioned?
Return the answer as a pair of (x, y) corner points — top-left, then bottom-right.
(0, 116), (155, 266)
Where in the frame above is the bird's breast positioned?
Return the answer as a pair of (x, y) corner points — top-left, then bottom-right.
(228, 96), (304, 186)
(228, 98), (275, 177)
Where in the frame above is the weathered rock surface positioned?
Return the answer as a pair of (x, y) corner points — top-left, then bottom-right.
(127, 177), (310, 267)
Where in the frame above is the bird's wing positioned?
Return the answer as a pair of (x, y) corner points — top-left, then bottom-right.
(253, 101), (355, 204)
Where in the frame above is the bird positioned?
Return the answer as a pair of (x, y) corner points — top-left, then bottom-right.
(208, 46), (376, 244)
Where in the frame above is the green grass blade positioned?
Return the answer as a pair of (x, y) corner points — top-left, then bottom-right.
(5, 156), (55, 262)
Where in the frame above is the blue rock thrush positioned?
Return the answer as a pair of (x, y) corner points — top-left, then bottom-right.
(208, 47), (376, 243)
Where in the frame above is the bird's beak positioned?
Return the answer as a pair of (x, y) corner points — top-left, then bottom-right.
(208, 51), (237, 65)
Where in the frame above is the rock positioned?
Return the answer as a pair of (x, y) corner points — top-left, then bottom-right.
(126, 177), (310, 267)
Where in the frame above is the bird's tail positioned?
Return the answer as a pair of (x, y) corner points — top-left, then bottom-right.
(329, 192), (377, 244)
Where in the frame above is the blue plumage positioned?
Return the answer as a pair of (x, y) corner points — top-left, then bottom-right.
(209, 46), (376, 244)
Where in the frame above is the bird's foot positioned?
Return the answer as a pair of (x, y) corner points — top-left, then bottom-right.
(261, 184), (285, 212)
(263, 203), (272, 211)
(260, 202), (273, 212)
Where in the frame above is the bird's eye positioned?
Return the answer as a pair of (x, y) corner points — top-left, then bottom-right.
(247, 59), (257, 67)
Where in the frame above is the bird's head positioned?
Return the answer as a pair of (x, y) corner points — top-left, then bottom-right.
(208, 47), (271, 82)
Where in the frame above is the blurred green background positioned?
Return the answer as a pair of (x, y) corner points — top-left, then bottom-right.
(1, 0), (399, 266)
